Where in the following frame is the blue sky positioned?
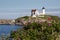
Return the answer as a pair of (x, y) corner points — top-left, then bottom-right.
(0, 0), (60, 19)
(0, 0), (60, 9)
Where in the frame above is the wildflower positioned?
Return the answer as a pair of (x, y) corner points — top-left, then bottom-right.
(47, 17), (52, 20)
(13, 30), (16, 33)
(48, 23), (51, 26)
(18, 37), (20, 40)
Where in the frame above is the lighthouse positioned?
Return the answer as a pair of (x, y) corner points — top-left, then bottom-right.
(42, 7), (45, 15)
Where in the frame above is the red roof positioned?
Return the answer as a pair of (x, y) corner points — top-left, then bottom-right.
(47, 17), (52, 20)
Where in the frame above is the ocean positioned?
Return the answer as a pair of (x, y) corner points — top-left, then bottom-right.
(0, 25), (22, 36)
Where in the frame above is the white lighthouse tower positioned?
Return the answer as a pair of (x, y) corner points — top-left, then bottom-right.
(42, 7), (45, 15)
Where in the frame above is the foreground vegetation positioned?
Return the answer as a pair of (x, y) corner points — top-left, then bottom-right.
(11, 15), (60, 40)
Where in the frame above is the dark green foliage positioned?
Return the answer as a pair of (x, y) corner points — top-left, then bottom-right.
(15, 16), (29, 23)
(10, 15), (60, 40)
(11, 22), (60, 40)
(21, 16), (29, 19)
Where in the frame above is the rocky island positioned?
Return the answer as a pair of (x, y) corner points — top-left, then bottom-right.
(10, 15), (60, 40)
(15, 15), (60, 26)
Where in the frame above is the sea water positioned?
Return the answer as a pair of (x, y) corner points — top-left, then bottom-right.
(0, 25), (22, 36)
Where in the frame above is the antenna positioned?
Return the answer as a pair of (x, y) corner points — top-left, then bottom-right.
(43, 0), (45, 7)
(42, 0), (45, 9)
